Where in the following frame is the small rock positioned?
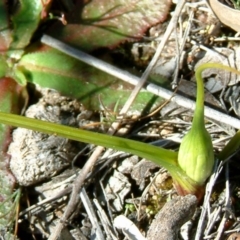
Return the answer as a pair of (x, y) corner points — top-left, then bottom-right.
(147, 195), (197, 240)
(8, 89), (82, 186)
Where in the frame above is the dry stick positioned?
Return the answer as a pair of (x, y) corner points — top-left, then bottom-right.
(48, 146), (104, 240)
(120, 0), (186, 113)
(195, 161), (223, 240)
(172, 7), (194, 86)
(45, 3), (187, 238)
(93, 199), (119, 240)
(41, 36), (240, 129)
(214, 163), (231, 240)
(80, 188), (105, 240)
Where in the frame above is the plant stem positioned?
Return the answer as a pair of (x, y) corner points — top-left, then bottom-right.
(41, 35), (240, 129)
(0, 112), (177, 167)
(0, 111), (200, 192)
(194, 63), (240, 126)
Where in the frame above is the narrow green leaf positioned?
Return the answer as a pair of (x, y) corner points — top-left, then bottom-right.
(0, 111), (177, 166)
(218, 130), (240, 160)
(0, 111), (199, 194)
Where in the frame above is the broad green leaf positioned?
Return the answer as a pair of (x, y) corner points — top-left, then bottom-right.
(18, 45), (165, 113)
(48, 0), (172, 51)
(8, 0), (43, 58)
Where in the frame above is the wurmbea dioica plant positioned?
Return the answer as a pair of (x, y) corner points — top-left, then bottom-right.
(1, 63), (240, 200)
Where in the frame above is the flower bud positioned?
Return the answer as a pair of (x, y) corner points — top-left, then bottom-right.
(177, 126), (214, 186)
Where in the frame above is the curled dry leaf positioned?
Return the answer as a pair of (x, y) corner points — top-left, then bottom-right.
(209, 0), (240, 32)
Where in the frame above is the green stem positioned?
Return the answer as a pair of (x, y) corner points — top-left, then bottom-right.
(0, 111), (199, 191)
(193, 63), (205, 127)
(194, 63), (240, 127)
(1, 62), (239, 196)
(195, 63), (240, 161)
(0, 112), (177, 169)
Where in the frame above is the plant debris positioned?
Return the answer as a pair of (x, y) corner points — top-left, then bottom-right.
(6, 0), (240, 239)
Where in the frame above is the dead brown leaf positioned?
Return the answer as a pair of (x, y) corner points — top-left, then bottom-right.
(209, 0), (240, 32)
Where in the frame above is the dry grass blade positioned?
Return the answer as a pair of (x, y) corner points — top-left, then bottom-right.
(93, 199), (119, 240)
(79, 188), (105, 240)
(120, 0), (187, 113)
(195, 161), (224, 240)
(41, 35), (240, 129)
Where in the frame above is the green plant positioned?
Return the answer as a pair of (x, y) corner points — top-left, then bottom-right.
(231, 0), (240, 9)
(0, 0), (172, 232)
(1, 63), (240, 200)
(1, 1), (240, 235)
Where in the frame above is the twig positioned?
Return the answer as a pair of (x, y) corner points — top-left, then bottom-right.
(48, 146), (104, 240)
(119, 0), (187, 113)
(114, 215), (147, 240)
(195, 160), (223, 240)
(172, 2), (193, 86)
(147, 83), (240, 129)
(138, 82), (179, 120)
(214, 162), (232, 240)
(41, 35), (240, 129)
(19, 186), (72, 216)
(93, 199), (119, 240)
(205, 206), (222, 236)
(79, 188), (105, 240)
(99, 176), (117, 234)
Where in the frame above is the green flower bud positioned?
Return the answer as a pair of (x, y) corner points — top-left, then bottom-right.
(178, 123), (214, 186)
(176, 63), (219, 187)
